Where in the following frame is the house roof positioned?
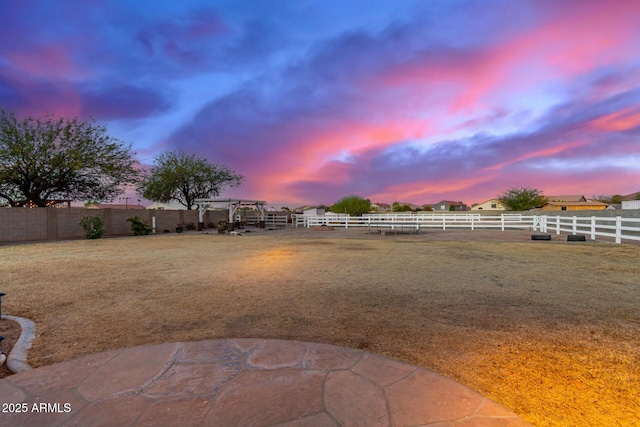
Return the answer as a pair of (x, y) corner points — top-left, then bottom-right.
(546, 195), (586, 202)
(436, 200), (467, 206)
(542, 201), (607, 207)
(621, 191), (640, 200)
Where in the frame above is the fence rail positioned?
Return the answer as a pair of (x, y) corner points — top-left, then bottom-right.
(293, 213), (640, 244)
(294, 214), (535, 231)
(534, 215), (640, 244)
(243, 214), (289, 227)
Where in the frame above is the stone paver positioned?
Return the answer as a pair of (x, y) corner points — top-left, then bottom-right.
(0, 339), (531, 426)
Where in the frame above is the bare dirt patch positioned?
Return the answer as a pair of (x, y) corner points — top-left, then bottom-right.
(1, 228), (639, 426)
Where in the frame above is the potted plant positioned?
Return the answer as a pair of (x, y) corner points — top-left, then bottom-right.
(176, 222), (184, 233)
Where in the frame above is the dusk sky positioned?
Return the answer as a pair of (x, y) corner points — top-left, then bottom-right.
(2, 0), (639, 207)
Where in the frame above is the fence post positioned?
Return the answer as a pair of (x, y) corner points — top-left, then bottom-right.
(501, 215), (504, 231)
(590, 216), (595, 240)
(572, 216), (577, 235)
(615, 216), (622, 244)
(471, 215), (474, 231)
(442, 216), (446, 230)
(556, 215), (560, 235)
(345, 214), (349, 229)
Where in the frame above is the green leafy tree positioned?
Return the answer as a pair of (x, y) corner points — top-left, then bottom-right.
(610, 194), (624, 204)
(137, 150), (244, 210)
(330, 195), (372, 216)
(0, 111), (139, 207)
(392, 201), (412, 212)
(497, 187), (547, 211)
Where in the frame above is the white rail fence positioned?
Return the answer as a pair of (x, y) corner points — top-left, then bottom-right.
(294, 214), (533, 232)
(244, 214), (288, 227)
(293, 214), (640, 244)
(535, 215), (640, 244)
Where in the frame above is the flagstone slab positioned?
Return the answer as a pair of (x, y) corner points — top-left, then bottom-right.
(302, 342), (362, 370)
(324, 370), (388, 426)
(76, 343), (179, 402)
(385, 369), (484, 425)
(204, 369), (325, 426)
(245, 340), (308, 369)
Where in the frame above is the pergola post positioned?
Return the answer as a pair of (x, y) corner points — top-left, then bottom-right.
(198, 203), (208, 231)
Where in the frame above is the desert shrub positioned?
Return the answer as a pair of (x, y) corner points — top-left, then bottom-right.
(126, 216), (152, 236)
(79, 216), (105, 239)
(185, 222), (196, 230)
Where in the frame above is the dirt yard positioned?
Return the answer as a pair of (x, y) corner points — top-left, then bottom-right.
(1, 227), (639, 426)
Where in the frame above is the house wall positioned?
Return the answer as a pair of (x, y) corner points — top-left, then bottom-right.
(0, 208), (229, 243)
(471, 200), (506, 211)
(622, 200), (640, 210)
(433, 203), (467, 211)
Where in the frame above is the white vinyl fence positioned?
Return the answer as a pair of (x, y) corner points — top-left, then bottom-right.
(294, 214), (534, 232)
(534, 215), (640, 244)
(293, 213), (640, 244)
(265, 214), (288, 227)
(244, 214), (288, 227)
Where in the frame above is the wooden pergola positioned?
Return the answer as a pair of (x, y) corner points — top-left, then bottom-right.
(195, 198), (267, 227)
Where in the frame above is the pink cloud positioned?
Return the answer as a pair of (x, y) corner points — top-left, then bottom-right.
(588, 107), (640, 132)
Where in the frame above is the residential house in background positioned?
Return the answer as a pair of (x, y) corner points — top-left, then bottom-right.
(303, 207), (326, 216)
(371, 202), (391, 212)
(539, 201), (607, 211)
(147, 202), (187, 210)
(432, 200), (468, 211)
(470, 199), (506, 211)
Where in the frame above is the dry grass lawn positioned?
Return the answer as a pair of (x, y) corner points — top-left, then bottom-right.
(1, 228), (639, 426)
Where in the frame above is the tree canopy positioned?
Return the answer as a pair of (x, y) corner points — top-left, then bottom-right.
(330, 195), (372, 216)
(137, 150), (244, 210)
(497, 186), (547, 211)
(392, 201), (413, 212)
(0, 111), (139, 207)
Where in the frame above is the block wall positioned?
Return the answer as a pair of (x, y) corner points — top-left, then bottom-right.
(0, 208), (231, 243)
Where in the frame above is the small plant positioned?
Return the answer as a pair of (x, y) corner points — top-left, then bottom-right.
(79, 216), (105, 239)
(185, 222), (196, 230)
(127, 216), (152, 236)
